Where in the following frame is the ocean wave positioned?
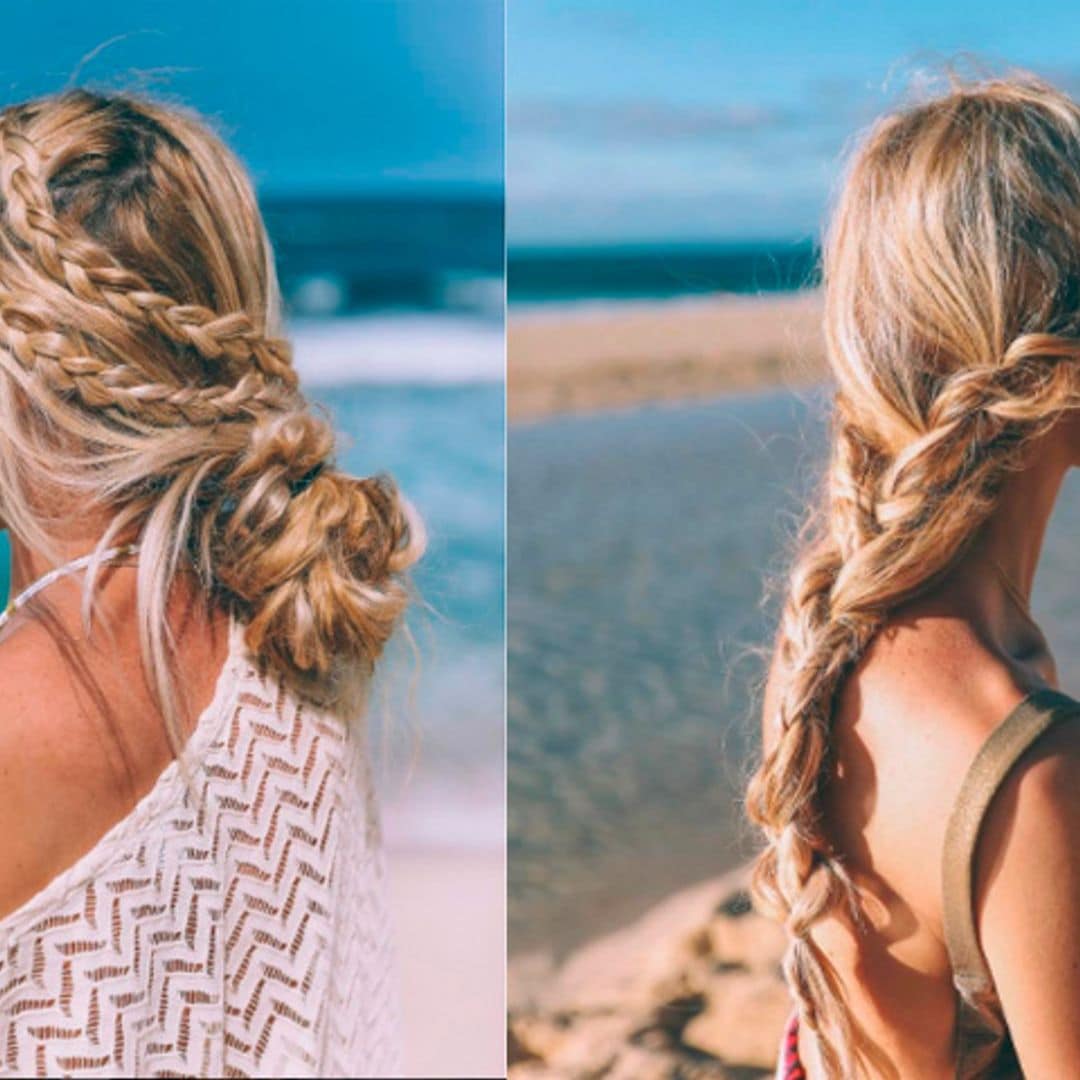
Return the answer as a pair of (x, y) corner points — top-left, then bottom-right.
(289, 312), (504, 385)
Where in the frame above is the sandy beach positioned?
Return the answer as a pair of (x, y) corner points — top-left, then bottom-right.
(509, 291), (825, 421)
(390, 847), (506, 1078)
(508, 863), (789, 1079)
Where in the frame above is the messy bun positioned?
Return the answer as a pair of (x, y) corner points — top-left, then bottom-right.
(209, 409), (420, 699)
(0, 88), (421, 731)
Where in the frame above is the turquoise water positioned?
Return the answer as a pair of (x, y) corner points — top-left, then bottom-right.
(317, 382), (504, 648)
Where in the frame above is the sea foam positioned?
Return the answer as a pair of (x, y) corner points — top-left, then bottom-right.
(290, 312), (504, 385)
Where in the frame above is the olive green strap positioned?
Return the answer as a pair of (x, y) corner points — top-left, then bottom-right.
(942, 688), (1080, 1078)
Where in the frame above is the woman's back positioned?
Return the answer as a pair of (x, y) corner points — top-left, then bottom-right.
(798, 607), (1032, 1075)
(773, 587), (1080, 1077)
(0, 613), (399, 1077)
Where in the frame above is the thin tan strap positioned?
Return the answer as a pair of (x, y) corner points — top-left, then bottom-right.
(942, 688), (1080, 1077)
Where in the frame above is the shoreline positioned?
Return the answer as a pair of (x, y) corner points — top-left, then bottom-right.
(508, 289), (825, 422)
(509, 814), (759, 964)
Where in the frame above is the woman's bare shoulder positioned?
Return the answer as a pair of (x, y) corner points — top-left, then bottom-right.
(842, 610), (1034, 753)
(762, 609), (1029, 758)
(0, 627), (145, 919)
(826, 611), (1035, 918)
(836, 595), (1080, 1070)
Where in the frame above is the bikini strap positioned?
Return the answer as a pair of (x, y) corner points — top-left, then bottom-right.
(942, 687), (1080, 1077)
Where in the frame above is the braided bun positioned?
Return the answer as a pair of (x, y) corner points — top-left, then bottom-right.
(209, 410), (420, 700)
(0, 88), (420, 725)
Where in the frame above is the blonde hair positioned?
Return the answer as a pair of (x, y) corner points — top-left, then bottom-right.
(746, 73), (1080, 1074)
(0, 89), (421, 743)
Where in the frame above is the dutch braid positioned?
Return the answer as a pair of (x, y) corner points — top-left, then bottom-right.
(0, 88), (421, 742)
(0, 290), (295, 424)
(0, 106), (298, 424)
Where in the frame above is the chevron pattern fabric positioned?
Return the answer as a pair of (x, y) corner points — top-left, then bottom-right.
(0, 625), (402, 1077)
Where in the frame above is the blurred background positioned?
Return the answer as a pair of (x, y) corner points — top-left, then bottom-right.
(0, 3), (504, 1077)
(507, 2), (1080, 1077)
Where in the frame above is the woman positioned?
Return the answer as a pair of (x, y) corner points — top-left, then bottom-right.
(747, 75), (1080, 1078)
(0, 91), (420, 1076)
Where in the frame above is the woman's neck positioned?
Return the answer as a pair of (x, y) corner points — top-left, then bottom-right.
(3, 536), (140, 643)
(9, 539), (133, 590)
(978, 458), (1065, 602)
(937, 433), (1070, 680)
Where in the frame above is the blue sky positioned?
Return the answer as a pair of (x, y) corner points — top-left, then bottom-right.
(0, 0), (503, 195)
(509, 0), (1080, 246)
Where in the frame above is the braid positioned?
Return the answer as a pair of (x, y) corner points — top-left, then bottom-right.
(748, 526), (866, 1075)
(0, 103), (297, 421)
(750, 340), (1080, 1071)
(0, 88), (420, 753)
(0, 291), (295, 425)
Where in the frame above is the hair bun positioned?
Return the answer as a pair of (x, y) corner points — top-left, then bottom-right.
(210, 409), (422, 706)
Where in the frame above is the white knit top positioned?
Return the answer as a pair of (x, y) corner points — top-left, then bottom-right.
(0, 621), (402, 1078)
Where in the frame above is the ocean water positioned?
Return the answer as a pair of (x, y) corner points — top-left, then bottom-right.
(266, 194), (503, 318)
(508, 241), (819, 307)
(508, 387), (1080, 958)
